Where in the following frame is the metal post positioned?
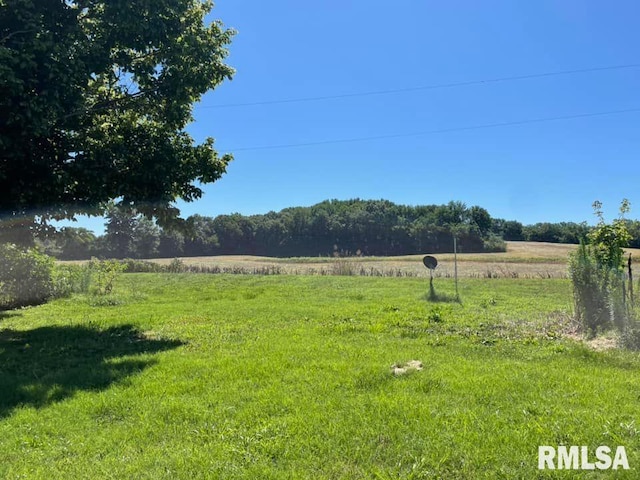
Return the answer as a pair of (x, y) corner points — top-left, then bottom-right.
(454, 235), (459, 299)
(629, 253), (634, 306)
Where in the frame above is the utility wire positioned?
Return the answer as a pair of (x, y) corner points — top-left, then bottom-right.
(202, 63), (640, 109)
(229, 107), (640, 152)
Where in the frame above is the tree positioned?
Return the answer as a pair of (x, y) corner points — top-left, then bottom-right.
(56, 226), (97, 260)
(158, 229), (185, 257)
(589, 200), (631, 270)
(133, 216), (161, 259)
(0, 0), (235, 238)
(103, 205), (137, 258)
(524, 222), (563, 243)
(437, 201), (467, 226)
(103, 205), (160, 258)
(183, 214), (218, 255)
(469, 206), (492, 236)
(502, 220), (524, 241)
(212, 214), (255, 254)
(182, 199), (502, 257)
(625, 220), (640, 248)
(569, 200), (632, 336)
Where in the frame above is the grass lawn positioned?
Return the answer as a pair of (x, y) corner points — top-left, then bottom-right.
(1, 274), (639, 478)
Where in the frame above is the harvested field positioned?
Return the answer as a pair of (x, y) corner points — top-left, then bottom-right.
(126, 241), (640, 279)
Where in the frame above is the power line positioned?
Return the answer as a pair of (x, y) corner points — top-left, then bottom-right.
(202, 63), (640, 109)
(228, 107), (640, 152)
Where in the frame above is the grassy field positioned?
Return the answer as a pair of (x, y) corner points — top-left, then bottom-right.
(1, 273), (640, 478)
(134, 241), (640, 279)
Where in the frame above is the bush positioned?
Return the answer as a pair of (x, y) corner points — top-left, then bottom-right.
(482, 234), (507, 253)
(120, 258), (165, 273)
(88, 258), (126, 295)
(52, 264), (92, 297)
(619, 316), (640, 350)
(331, 259), (356, 276)
(0, 244), (56, 309)
(167, 258), (186, 273)
(569, 242), (612, 335)
(568, 200), (636, 342)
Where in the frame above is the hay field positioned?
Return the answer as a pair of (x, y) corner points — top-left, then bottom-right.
(143, 241), (640, 279)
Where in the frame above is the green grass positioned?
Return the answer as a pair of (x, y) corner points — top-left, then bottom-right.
(1, 274), (639, 478)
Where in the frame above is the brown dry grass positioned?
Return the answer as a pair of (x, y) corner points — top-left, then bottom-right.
(62, 241), (640, 279)
(139, 241), (640, 278)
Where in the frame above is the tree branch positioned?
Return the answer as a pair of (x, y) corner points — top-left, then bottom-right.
(52, 85), (163, 124)
(1, 29), (37, 44)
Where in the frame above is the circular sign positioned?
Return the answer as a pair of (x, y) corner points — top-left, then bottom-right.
(422, 255), (438, 270)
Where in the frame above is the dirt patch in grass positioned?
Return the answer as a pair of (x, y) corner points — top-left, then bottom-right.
(391, 360), (424, 376)
(564, 332), (619, 351)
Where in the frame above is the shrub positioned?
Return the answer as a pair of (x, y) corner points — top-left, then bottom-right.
(0, 244), (56, 309)
(331, 259), (356, 276)
(167, 258), (186, 273)
(568, 200), (636, 341)
(482, 234), (507, 253)
(88, 258), (127, 295)
(52, 264), (92, 297)
(569, 242), (612, 335)
(120, 258), (165, 273)
(619, 315), (640, 350)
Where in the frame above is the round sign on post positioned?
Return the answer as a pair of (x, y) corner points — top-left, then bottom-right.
(422, 256), (437, 270)
(423, 255), (438, 290)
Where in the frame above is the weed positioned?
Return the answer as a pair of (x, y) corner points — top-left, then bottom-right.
(427, 307), (444, 323)
(331, 259), (356, 276)
(88, 258), (126, 295)
(479, 297), (497, 308)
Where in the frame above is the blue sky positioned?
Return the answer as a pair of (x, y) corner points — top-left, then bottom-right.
(70, 0), (640, 233)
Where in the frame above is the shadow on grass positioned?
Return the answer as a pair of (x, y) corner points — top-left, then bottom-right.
(0, 324), (183, 418)
(0, 310), (23, 322)
(423, 281), (461, 304)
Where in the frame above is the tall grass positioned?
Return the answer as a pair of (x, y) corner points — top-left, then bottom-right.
(569, 242), (612, 335)
(108, 258), (564, 279)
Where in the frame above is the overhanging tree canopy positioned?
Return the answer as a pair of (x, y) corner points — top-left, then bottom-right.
(0, 0), (234, 236)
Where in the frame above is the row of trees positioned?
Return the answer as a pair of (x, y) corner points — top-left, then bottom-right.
(38, 199), (640, 261)
(41, 199), (506, 259)
(500, 221), (588, 243)
(524, 220), (640, 246)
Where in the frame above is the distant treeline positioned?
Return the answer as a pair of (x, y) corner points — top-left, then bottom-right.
(37, 199), (640, 260)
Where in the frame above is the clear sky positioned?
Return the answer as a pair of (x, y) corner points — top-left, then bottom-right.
(68, 0), (640, 233)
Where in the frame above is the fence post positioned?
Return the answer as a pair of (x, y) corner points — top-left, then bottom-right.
(629, 253), (634, 306)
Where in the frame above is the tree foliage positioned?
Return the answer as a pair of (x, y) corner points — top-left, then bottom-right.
(0, 243), (55, 309)
(41, 226), (96, 260)
(40, 199), (640, 261)
(42, 199), (506, 259)
(588, 199), (632, 270)
(0, 0), (234, 229)
(104, 204), (160, 258)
